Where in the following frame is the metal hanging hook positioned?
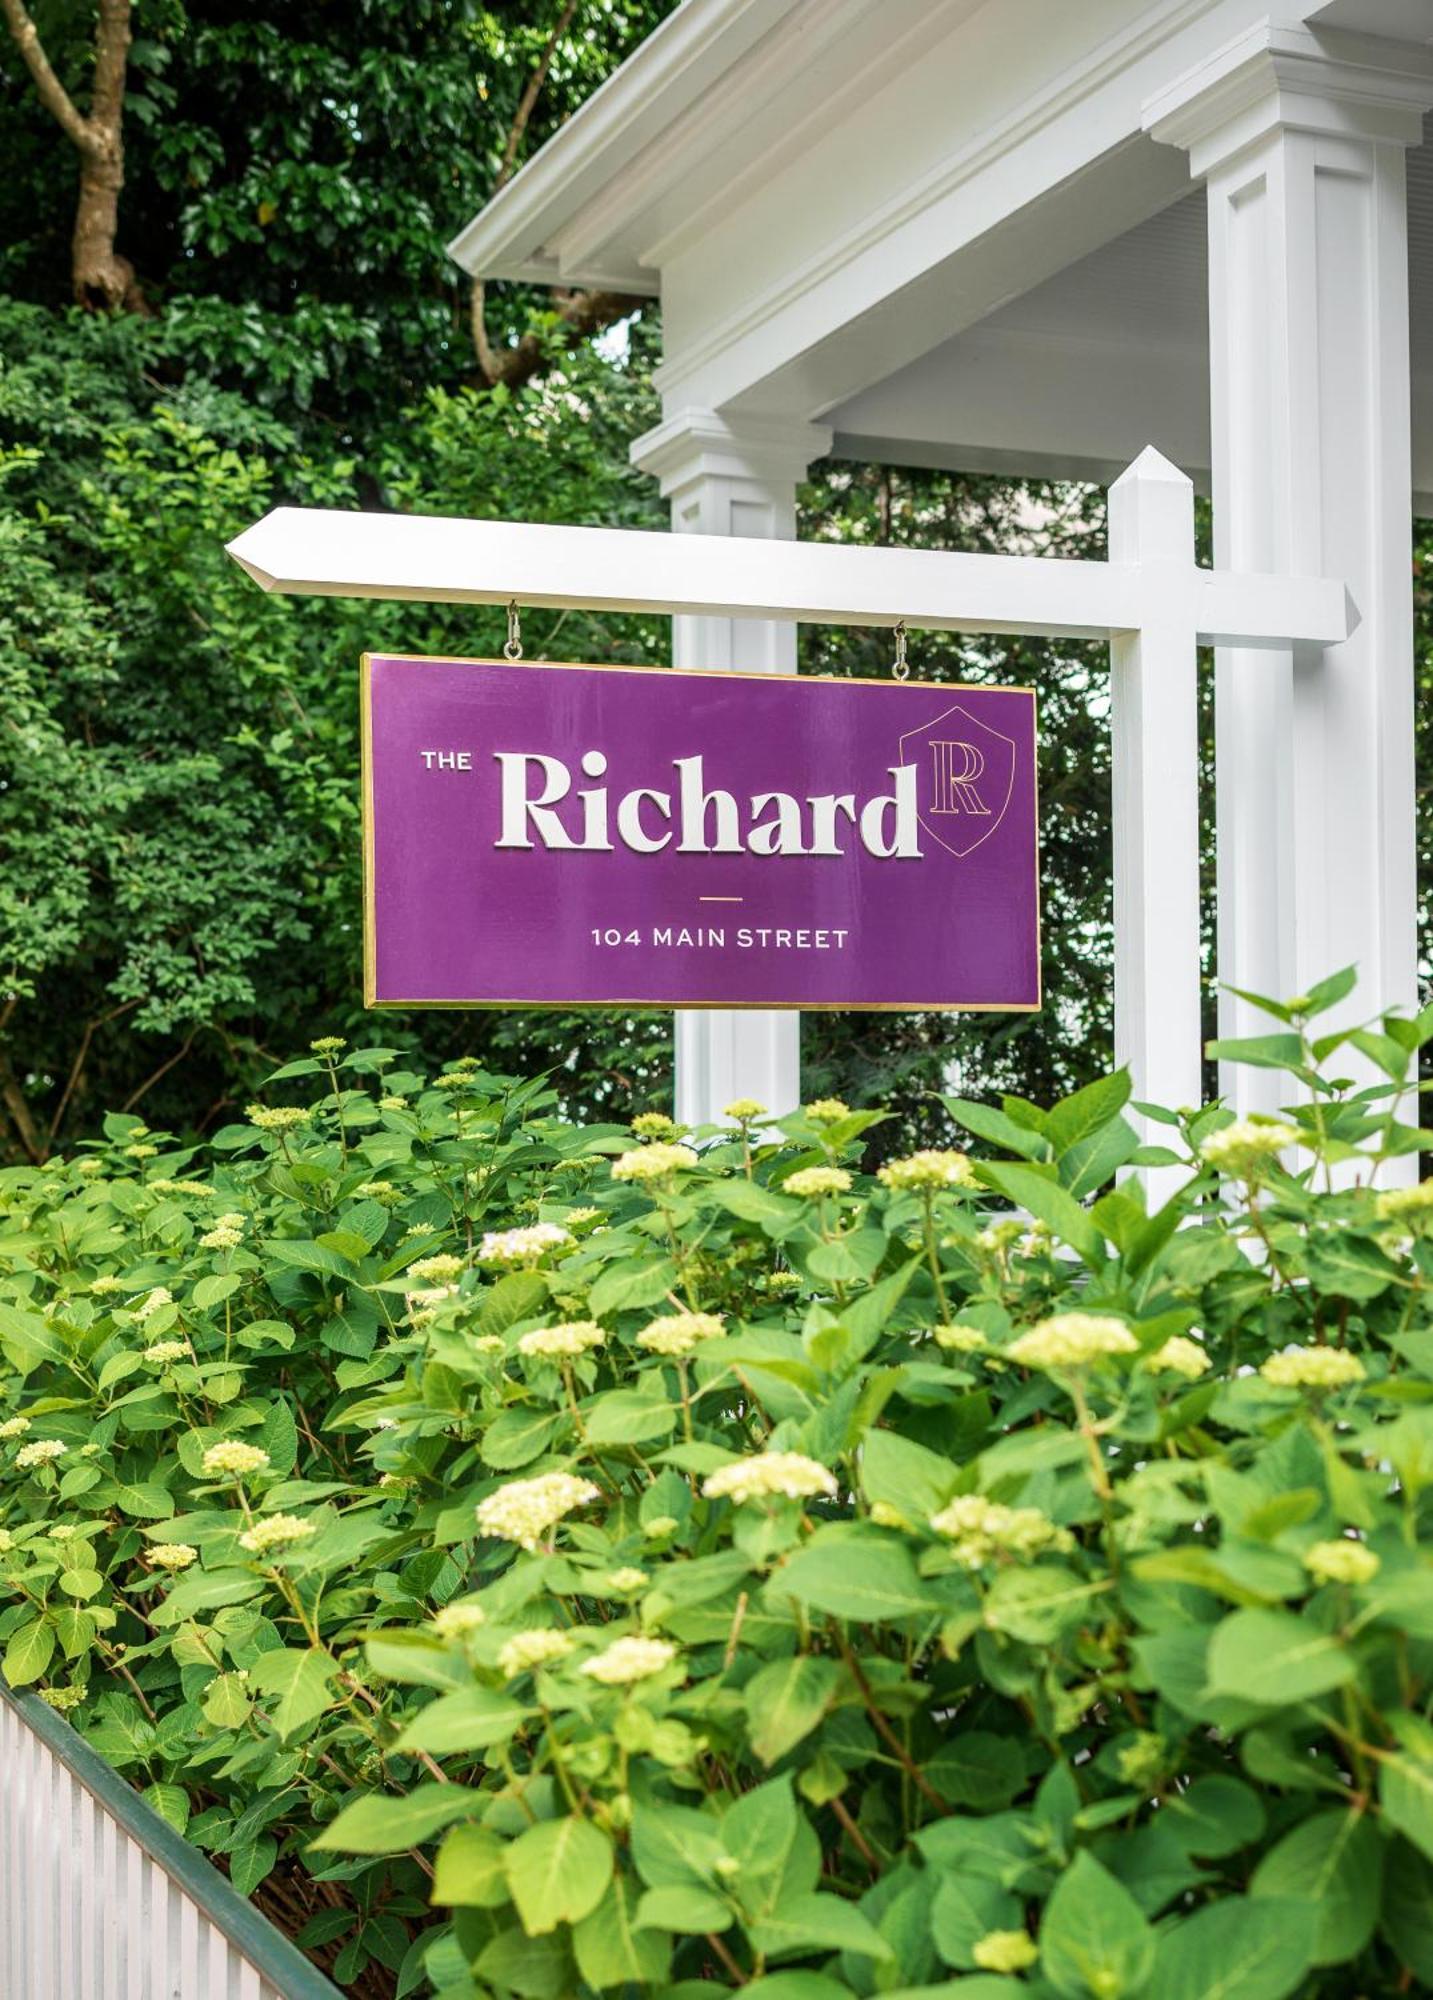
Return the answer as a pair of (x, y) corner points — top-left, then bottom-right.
(892, 618), (909, 681)
(504, 599), (523, 662)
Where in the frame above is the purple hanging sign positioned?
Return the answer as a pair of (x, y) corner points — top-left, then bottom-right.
(362, 656), (1040, 1012)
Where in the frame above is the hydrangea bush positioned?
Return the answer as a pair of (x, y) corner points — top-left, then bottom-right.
(3, 970), (1433, 1998)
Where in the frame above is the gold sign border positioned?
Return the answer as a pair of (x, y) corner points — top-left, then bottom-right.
(360, 653), (1042, 1014)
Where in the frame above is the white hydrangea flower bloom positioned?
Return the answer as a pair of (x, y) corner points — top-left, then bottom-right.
(476, 1472), (600, 1550)
(579, 1635), (678, 1686)
(1007, 1314), (1138, 1371)
(518, 1321), (606, 1360)
(477, 1223), (573, 1268)
(783, 1166), (851, 1199)
(201, 1440), (271, 1479)
(702, 1452), (837, 1506)
(498, 1628), (575, 1678)
(1261, 1345), (1365, 1390)
(636, 1312), (724, 1356)
(611, 1143), (699, 1184)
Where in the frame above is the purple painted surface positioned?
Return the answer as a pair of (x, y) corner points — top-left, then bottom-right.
(363, 656), (1039, 1010)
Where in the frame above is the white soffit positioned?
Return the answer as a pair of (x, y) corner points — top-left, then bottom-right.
(828, 137), (1433, 509)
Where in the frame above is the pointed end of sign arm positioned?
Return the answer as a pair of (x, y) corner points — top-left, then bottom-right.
(224, 512), (283, 593)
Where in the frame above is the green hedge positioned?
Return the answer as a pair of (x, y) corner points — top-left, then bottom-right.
(2, 973), (1433, 1998)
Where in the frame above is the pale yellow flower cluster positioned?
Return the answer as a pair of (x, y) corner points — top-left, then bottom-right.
(407, 1254), (464, 1284)
(431, 1602), (487, 1639)
(1008, 1313), (1138, 1372)
(580, 1635), (677, 1686)
(611, 1143), (699, 1184)
(15, 1439), (65, 1469)
(1199, 1117), (1298, 1176)
(1116, 1732), (1168, 1788)
(784, 1166), (851, 1199)
(1000, 1312), (1136, 1376)
(477, 1223), (573, 1267)
(929, 1493), (1073, 1568)
(246, 1104), (312, 1132)
(200, 1226), (242, 1251)
(519, 1321), (606, 1360)
(1375, 1180), (1433, 1223)
(637, 1311), (724, 1357)
(125, 1144), (158, 1161)
(310, 1036), (346, 1056)
(631, 1112), (680, 1140)
(607, 1568), (647, 1592)
(971, 1932), (1038, 1974)
(379, 1095), (409, 1112)
(356, 1180), (402, 1206)
(38, 1686), (85, 1712)
(238, 1513), (316, 1555)
(89, 1275), (125, 1295)
(472, 1336), (506, 1355)
(143, 1341), (188, 1366)
(147, 1543), (197, 1571)
(149, 1178), (211, 1198)
(933, 1323), (987, 1353)
(476, 1472), (600, 1550)
(201, 1440), (271, 1479)
(702, 1452), (837, 1506)
(1148, 1336), (1210, 1380)
(134, 1287), (174, 1321)
(498, 1628), (574, 1678)
(723, 1099), (766, 1122)
(805, 1098), (849, 1124)
(1303, 1538), (1380, 1587)
(563, 1207), (602, 1229)
(1260, 1345), (1365, 1390)
(878, 1149), (975, 1192)
(0, 1416), (31, 1440)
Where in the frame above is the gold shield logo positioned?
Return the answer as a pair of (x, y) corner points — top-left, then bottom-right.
(898, 701), (1017, 859)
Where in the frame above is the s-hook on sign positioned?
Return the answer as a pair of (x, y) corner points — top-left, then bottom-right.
(361, 654), (1039, 1012)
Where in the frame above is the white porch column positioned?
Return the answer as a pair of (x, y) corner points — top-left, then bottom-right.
(1148, 24), (1433, 1115)
(630, 409), (831, 1125)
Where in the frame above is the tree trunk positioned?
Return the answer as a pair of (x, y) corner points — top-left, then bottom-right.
(72, 142), (133, 310)
(1, 0), (139, 311)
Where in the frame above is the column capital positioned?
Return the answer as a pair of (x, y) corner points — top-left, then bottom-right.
(631, 407), (832, 502)
(1144, 20), (1433, 176)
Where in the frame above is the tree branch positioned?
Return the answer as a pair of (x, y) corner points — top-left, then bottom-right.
(0, 0), (97, 155)
(472, 0), (641, 388)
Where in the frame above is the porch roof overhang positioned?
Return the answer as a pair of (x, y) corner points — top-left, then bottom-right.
(450, 0), (1433, 505)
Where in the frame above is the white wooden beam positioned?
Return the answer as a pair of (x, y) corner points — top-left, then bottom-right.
(226, 507), (1353, 649)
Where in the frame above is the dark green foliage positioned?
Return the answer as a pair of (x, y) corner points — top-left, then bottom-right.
(1, 1), (1428, 1169)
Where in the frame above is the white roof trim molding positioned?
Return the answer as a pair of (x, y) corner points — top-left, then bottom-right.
(446, 0), (800, 288)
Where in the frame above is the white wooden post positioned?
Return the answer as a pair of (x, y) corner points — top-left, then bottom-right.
(1108, 448), (1203, 1136)
(630, 409), (831, 1124)
(1148, 24), (1433, 1122)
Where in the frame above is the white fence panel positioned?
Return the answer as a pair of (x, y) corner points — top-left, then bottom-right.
(0, 1687), (340, 2000)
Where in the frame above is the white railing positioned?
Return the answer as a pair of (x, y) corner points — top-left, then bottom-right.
(0, 1685), (340, 2000)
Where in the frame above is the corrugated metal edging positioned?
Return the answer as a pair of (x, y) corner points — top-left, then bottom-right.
(0, 1681), (345, 2000)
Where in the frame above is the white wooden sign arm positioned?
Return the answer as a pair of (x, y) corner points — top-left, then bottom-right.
(226, 508), (1353, 651)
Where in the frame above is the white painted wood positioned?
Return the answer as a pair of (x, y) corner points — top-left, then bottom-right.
(1109, 449), (1203, 1175)
(226, 503), (1352, 647)
(632, 411), (820, 1122)
(1149, 22), (1433, 1131)
(0, 1693), (332, 2000)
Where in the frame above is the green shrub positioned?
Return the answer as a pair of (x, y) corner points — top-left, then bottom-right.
(3, 974), (1433, 1999)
